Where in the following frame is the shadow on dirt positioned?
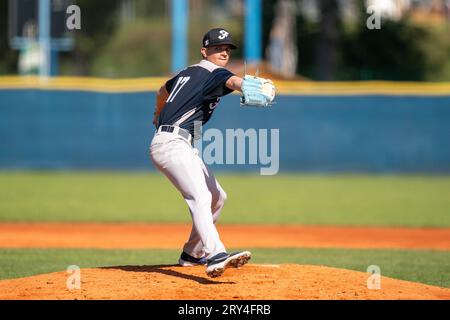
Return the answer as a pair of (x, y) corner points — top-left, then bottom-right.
(101, 265), (236, 285)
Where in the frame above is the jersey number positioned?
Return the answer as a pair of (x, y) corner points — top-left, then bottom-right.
(166, 76), (191, 103)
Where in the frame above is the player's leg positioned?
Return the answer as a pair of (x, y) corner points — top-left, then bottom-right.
(197, 157), (251, 276)
(203, 163), (227, 223)
(153, 140), (251, 277)
(181, 154), (227, 259)
(150, 135), (226, 259)
(181, 207), (206, 260)
(193, 153), (227, 222)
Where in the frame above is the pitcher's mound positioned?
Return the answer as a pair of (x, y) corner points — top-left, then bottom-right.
(0, 264), (449, 300)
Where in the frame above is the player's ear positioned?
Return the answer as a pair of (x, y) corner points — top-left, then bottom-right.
(200, 47), (207, 59)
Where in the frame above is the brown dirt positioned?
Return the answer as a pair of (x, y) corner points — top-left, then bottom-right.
(1, 223), (449, 300)
(0, 223), (449, 250)
(0, 264), (449, 300)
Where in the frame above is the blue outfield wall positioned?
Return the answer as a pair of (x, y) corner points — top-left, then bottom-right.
(0, 89), (449, 173)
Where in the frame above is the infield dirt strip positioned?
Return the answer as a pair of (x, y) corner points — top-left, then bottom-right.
(0, 223), (449, 250)
(0, 223), (449, 300)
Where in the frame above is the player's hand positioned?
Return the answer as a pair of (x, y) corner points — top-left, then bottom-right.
(240, 75), (276, 107)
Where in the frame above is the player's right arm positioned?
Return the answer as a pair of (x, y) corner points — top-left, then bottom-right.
(225, 76), (243, 93)
(153, 84), (170, 127)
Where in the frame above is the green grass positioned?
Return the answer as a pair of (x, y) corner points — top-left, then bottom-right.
(1, 172), (450, 226)
(0, 248), (448, 288)
(0, 172), (450, 227)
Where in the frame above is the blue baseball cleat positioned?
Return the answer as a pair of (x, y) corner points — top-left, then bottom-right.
(205, 251), (251, 278)
(178, 252), (207, 267)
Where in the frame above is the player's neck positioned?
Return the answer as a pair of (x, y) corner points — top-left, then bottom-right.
(202, 58), (227, 69)
(198, 59), (225, 70)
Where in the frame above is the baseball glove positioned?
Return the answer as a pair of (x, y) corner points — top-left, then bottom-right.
(240, 75), (276, 107)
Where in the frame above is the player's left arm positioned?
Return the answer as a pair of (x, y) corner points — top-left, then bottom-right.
(226, 74), (276, 107)
(153, 84), (170, 126)
(239, 75), (276, 107)
(225, 76), (243, 93)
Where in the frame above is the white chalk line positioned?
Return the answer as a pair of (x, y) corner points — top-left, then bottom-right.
(251, 264), (280, 268)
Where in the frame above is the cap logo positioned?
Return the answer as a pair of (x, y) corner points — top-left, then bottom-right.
(218, 30), (229, 40)
(204, 39), (209, 46)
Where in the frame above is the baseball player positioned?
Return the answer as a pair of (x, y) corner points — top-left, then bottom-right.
(150, 28), (275, 278)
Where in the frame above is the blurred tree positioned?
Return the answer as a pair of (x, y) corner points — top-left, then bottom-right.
(1, 0), (449, 80)
(294, 5), (318, 78)
(61, 0), (122, 75)
(91, 19), (172, 77)
(316, 0), (340, 80)
(0, 1), (19, 74)
(65, 0), (243, 77)
(262, 0), (277, 61)
(265, 0), (342, 80)
(339, 1), (450, 81)
(265, 0), (299, 78)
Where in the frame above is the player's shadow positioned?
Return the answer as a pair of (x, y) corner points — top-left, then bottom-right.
(101, 265), (235, 285)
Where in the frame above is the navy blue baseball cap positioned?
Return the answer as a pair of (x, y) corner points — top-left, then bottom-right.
(202, 28), (238, 49)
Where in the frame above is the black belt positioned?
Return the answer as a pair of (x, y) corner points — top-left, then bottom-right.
(157, 125), (192, 143)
